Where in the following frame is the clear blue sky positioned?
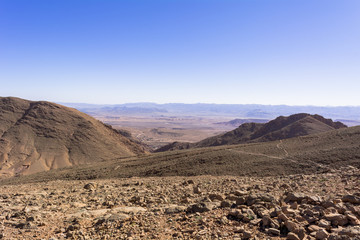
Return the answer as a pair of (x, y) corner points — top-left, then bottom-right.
(1, 0), (359, 106)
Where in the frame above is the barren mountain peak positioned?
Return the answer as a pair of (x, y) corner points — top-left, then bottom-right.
(156, 113), (347, 152)
(0, 97), (145, 178)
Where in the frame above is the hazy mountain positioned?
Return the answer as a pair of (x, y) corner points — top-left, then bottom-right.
(335, 119), (360, 127)
(60, 102), (360, 126)
(0, 97), (145, 178)
(155, 113), (347, 152)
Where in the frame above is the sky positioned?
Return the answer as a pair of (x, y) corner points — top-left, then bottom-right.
(0, 0), (359, 106)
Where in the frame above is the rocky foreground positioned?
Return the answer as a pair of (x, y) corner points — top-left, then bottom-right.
(0, 166), (359, 240)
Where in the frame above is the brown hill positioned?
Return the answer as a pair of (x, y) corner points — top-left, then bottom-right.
(155, 113), (347, 152)
(0, 97), (145, 178)
(2, 124), (359, 185)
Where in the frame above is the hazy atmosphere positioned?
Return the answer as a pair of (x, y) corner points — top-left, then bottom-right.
(1, 0), (359, 106)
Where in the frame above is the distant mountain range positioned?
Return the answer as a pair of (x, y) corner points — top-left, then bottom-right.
(61, 102), (360, 126)
(155, 113), (347, 152)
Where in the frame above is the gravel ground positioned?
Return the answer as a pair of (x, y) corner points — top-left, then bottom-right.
(0, 166), (359, 240)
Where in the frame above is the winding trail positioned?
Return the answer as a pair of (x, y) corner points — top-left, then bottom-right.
(227, 149), (283, 160)
(276, 140), (332, 171)
(226, 140), (291, 161)
(276, 140), (289, 157)
(227, 140), (332, 171)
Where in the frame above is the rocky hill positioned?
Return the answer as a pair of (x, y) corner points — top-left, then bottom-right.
(2, 124), (359, 184)
(0, 97), (145, 178)
(156, 113), (347, 152)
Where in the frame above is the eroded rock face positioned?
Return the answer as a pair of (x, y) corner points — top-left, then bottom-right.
(0, 166), (359, 239)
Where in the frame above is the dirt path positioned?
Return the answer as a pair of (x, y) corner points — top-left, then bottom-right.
(276, 140), (289, 157)
(227, 149), (283, 160)
(226, 140), (290, 161)
(228, 148), (301, 166)
(276, 140), (332, 171)
(228, 141), (332, 170)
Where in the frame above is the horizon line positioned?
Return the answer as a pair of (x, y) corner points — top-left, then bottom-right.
(2, 96), (359, 108)
(58, 101), (360, 108)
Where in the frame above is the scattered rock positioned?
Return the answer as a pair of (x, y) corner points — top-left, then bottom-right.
(193, 186), (201, 194)
(164, 205), (186, 214)
(0, 170), (359, 239)
(209, 193), (225, 201)
(220, 200), (232, 208)
(316, 229), (329, 240)
(325, 213), (348, 226)
(242, 230), (252, 239)
(285, 220), (300, 232)
(318, 219), (331, 230)
(268, 228), (280, 236)
(262, 215), (272, 227)
(339, 226), (360, 237)
(84, 183), (96, 191)
(285, 192), (306, 203)
(287, 232), (300, 240)
(308, 225), (321, 232)
(342, 195), (360, 204)
(187, 203), (213, 213)
(234, 190), (247, 196)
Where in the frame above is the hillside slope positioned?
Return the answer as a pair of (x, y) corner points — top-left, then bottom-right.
(0, 97), (145, 178)
(2, 124), (359, 185)
(156, 113), (347, 151)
